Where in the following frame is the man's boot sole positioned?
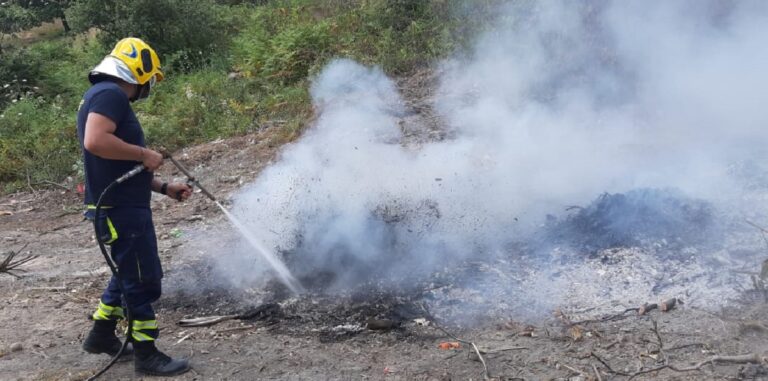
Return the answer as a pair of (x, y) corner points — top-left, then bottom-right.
(135, 366), (191, 377)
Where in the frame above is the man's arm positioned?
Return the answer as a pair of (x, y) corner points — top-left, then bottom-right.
(83, 112), (163, 171)
(85, 111), (191, 201)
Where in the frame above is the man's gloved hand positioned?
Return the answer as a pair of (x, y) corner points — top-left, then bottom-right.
(166, 183), (193, 201)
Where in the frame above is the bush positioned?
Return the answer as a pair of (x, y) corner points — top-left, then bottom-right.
(0, 97), (79, 184)
(137, 70), (256, 149)
(0, 0), (497, 191)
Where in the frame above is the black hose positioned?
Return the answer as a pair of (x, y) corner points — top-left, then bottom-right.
(87, 164), (144, 381)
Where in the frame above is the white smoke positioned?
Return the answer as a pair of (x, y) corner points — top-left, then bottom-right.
(206, 1), (768, 309)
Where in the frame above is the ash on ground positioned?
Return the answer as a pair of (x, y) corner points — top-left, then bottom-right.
(543, 188), (722, 254)
(164, 188), (764, 341)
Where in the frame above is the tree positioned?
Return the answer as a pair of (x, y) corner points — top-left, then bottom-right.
(66, 0), (230, 71)
(0, 1), (71, 34)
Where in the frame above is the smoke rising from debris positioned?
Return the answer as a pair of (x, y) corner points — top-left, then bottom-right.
(209, 1), (768, 309)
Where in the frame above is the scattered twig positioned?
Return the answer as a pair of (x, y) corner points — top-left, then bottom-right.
(431, 323), (490, 380)
(638, 303), (657, 315)
(746, 220), (768, 256)
(591, 351), (630, 376)
(0, 243), (36, 278)
(32, 180), (71, 192)
(421, 303), (490, 381)
(25, 170), (38, 196)
(558, 362), (586, 378)
(570, 308), (638, 325)
(591, 363), (603, 381)
(215, 326), (254, 335)
(666, 342), (708, 352)
(178, 315), (238, 327)
(746, 219), (768, 235)
(650, 318), (666, 363)
(627, 353), (768, 380)
(660, 298), (678, 312)
(174, 332), (193, 345)
(481, 346), (528, 354)
(29, 285), (67, 292)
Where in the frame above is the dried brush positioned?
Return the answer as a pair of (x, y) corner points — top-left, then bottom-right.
(0, 243), (37, 278)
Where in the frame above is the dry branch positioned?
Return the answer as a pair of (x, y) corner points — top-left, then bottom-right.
(431, 322), (490, 380)
(627, 353), (768, 380)
(420, 303), (491, 381)
(660, 298), (678, 312)
(0, 244), (36, 278)
(591, 363), (602, 381)
(638, 303), (657, 315)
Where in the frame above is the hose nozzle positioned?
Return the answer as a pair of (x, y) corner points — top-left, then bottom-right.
(116, 164), (145, 184)
(162, 150), (217, 202)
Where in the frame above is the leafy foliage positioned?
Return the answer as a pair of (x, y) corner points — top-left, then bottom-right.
(1, 0), (497, 191)
(0, 3), (38, 35)
(0, 1), (71, 35)
(65, 0), (231, 71)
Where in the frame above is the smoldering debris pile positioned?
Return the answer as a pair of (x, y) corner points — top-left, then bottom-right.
(544, 188), (721, 254)
(178, 0), (768, 331)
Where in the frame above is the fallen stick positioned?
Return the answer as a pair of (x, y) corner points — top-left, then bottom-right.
(174, 332), (193, 345)
(660, 298), (677, 312)
(666, 342), (708, 351)
(591, 363), (602, 381)
(0, 244), (36, 278)
(420, 303), (490, 381)
(558, 362), (586, 378)
(32, 180), (71, 192)
(215, 326), (254, 334)
(481, 346), (528, 354)
(650, 318), (666, 363)
(745, 219), (768, 234)
(570, 308), (639, 325)
(638, 303), (657, 315)
(178, 315), (238, 327)
(590, 352), (630, 377)
(431, 323), (490, 380)
(627, 353), (768, 380)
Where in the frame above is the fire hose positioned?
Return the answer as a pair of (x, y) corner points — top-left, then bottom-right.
(88, 153), (216, 380)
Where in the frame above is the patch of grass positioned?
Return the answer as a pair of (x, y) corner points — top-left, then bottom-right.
(0, 97), (79, 184)
(0, 0), (498, 191)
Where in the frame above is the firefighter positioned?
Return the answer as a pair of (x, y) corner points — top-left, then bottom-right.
(77, 37), (191, 377)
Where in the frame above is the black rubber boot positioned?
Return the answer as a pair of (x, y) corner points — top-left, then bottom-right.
(134, 341), (190, 377)
(82, 320), (133, 360)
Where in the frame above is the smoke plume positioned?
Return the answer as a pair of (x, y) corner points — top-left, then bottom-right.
(202, 1), (768, 315)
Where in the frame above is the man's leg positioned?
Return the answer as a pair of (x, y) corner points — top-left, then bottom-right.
(82, 275), (133, 358)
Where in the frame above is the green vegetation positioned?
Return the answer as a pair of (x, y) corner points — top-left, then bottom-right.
(0, 0), (496, 192)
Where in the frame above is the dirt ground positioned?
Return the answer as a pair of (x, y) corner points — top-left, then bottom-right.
(2, 71), (768, 380)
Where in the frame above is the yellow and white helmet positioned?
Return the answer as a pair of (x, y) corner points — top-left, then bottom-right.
(89, 37), (164, 87)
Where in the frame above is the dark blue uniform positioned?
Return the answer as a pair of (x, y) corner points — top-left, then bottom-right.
(77, 80), (161, 342)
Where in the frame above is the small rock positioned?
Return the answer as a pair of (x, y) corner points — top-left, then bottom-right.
(413, 318), (430, 326)
(187, 215), (204, 222)
(366, 319), (397, 331)
(220, 175), (240, 183)
(10, 342), (22, 352)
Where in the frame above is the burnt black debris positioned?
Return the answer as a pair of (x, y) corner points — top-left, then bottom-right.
(544, 188), (720, 254)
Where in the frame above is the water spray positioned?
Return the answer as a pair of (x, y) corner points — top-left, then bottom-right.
(161, 151), (305, 295)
